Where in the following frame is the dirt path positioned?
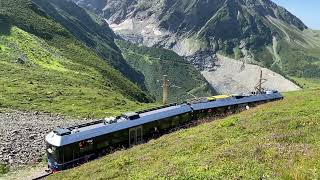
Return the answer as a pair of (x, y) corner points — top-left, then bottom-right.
(266, 16), (290, 42)
(272, 36), (281, 65)
(0, 163), (48, 180)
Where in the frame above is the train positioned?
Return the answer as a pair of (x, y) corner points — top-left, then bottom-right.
(45, 90), (283, 171)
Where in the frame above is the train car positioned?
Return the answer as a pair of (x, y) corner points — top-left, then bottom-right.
(191, 90), (283, 119)
(45, 90), (283, 171)
(45, 103), (192, 171)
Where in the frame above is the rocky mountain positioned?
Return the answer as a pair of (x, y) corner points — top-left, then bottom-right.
(74, 0), (320, 93)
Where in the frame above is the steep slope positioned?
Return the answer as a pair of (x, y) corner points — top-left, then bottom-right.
(202, 54), (300, 94)
(74, 0), (320, 92)
(49, 88), (320, 179)
(117, 41), (213, 102)
(0, 0), (153, 117)
(32, 0), (148, 88)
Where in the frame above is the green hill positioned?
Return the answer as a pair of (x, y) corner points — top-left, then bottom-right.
(116, 41), (214, 103)
(0, 0), (153, 118)
(33, 0), (147, 88)
(50, 87), (320, 179)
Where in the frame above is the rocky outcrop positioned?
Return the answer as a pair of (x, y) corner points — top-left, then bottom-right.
(73, 0), (307, 56)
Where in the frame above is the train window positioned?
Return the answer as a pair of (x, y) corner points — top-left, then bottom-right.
(137, 128), (142, 143)
(47, 144), (59, 160)
(63, 146), (74, 162)
(79, 139), (93, 153)
(97, 141), (109, 150)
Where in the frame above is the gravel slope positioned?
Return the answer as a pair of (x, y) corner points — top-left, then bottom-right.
(202, 55), (301, 94)
(0, 110), (92, 170)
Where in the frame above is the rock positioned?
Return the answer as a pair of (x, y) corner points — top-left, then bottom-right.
(11, 130), (19, 134)
(16, 55), (28, 64)
(29, 134), (36, 140)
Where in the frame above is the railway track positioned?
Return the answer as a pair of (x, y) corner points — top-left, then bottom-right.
(31, 170), (52, 180)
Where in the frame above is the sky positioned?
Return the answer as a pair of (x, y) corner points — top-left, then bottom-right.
(271, 0), (320, 30)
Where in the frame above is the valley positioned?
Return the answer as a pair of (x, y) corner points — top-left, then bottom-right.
(75, 0), (320, 93)
(0, 0), (319, 179)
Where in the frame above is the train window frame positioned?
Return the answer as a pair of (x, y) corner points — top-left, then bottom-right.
(129, 129), (136, 146)
(47, 144), (59, 160)
(137, 127), (142, 143)
(63, 145), (74, 163)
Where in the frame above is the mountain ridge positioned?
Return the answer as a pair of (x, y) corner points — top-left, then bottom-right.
(74, 0), (320, 93)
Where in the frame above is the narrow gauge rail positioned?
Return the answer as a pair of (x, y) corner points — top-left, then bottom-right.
(45, 90), (283, 171)
(31, 171), (53, 180)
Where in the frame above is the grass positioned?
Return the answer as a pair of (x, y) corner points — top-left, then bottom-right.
(0, 164), (9, 175)
(0, 0), (155, 118)
(49, 88), (320, 179)
(290, 77), (320, 89)
(0, 25), (153, 118)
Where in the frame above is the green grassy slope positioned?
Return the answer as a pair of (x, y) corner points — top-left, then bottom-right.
(116, 41), (213, 103)
(33, 0), (147, 87)
(50, 88), (320, 179)
(0, 0), (153, 117)
(290, 77), (320, 89)
(252, 17), (320, 79)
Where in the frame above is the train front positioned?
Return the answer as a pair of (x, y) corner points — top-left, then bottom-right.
(45, 128), (67, 172)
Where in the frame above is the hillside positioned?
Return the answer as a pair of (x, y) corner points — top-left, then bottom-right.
(49, 88), (320, 179)
(0, 0), (153, 117)
(75, 0), (320, 93)
(116, 41), (213, 102)
(33, 0), (148, 87)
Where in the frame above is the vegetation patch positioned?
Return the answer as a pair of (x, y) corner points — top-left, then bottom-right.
(116, 40), (213, 103)
(0, 164), (9, 175)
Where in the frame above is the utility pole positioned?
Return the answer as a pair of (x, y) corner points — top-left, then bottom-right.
(162, 75), (169, 105)
(258, 70), (263, 92)
(255, 70), (267, 93)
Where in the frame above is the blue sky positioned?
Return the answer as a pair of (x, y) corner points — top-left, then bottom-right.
(271, 0), (320, 30)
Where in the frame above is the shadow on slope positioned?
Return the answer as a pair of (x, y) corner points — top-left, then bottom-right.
(0, 15), (11, 36)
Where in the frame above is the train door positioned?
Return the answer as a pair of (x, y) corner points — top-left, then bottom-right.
(129, 126), (143, 147)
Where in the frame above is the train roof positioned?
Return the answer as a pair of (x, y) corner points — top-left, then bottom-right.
(46, 91), (283, 147)
(46, 104), (192, 147)
(191, 92), (283, 111)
